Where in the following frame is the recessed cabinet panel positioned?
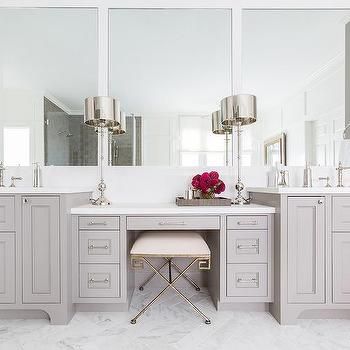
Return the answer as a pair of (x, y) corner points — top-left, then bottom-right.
(227, 230), (267, 263)
(333, 233), (350, 303)
(127, 216), (220, 230)
(0, 234), (15, 303)
(287, 197), (325, 304)
(79, 217), (119, 230)
(0, 197), (15, 232)
(80, 264), (120, 298)
(227, 216), (268, 230)
(22, 196), (60, 303)
(332, 197), (350, 232)
(79, 231), (120, 263)
(226, 264), (267, 297)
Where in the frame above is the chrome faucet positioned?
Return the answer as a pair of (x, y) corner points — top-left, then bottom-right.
(0, 162), (5, 187)
(318, 176), (331, 187)
(336, 161), (350, 187)
(10, 176), (23, 187)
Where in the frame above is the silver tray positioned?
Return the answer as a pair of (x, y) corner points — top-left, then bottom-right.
(175, 196), (232, 207)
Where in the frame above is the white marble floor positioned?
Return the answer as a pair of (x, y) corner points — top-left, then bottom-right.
(1, 288), (350, 350)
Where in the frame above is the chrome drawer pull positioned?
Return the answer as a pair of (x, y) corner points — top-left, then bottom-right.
(237, 278), (257, 283)
(89, 278), (109, 284)
(158, 221), (186, 226)
(88, 244), (109, 250)
(88, 221), (107, 226)
(237, 221), (258, 226)
(237, 244), (258, 249)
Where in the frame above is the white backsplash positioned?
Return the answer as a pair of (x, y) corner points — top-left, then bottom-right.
(2, 165), (348, 203)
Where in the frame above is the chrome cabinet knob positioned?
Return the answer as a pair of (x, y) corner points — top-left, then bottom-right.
(318, 199), (324, 205)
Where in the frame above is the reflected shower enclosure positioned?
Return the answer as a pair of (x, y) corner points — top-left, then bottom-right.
(44, 98), (98, 166)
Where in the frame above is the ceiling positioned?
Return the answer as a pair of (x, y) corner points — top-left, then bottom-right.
(242, 10), (350, 109)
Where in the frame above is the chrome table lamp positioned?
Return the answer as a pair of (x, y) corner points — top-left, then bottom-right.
(211, 110), (232, 166)
(220, 94), (257, 205)
(84, 96), (120, 206)
(108, 111), (126, 166)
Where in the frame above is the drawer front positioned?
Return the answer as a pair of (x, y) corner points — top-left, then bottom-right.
(80, 264), (120, 298)
(227, 264), (267, 297)
(227, 230), (267, 263)
(79, 231), (119, 263)
(333, 197), (350, 231)
(79, 217), (119, 230)
(127, 216), (220, 230)
(227, 216), (267, 230)
(0, 197), (15, 232)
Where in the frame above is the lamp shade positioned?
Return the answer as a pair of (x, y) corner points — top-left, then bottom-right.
(221, 94), (257, 126)
(211, 110), (232, 134)
(84, 96), (120, 128)
(109, 111), (126, 135)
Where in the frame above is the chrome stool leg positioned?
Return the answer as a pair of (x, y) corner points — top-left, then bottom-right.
(138, 258), (200, 292)
(138, 260), (168, 291)
(131, 257), (211, 325)
(170, 260), (201, 291)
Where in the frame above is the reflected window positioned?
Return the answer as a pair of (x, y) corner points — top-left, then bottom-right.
(3, 127), (30, 166)
(179, 115), (230, 166)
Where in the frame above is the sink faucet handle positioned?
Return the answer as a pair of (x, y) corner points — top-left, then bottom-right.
(10, 176), (23, 187)
(318, 176), (331, 187)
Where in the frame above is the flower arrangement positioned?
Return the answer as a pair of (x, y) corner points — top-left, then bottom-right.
(191, 171), (226, 199)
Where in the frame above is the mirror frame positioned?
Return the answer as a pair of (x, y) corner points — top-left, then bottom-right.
(264, 133), (286, 166)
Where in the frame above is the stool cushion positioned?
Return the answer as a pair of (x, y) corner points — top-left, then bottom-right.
(130, 231), (210, 258)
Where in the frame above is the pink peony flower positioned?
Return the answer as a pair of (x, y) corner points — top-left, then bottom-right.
(209, 171), (219, 179)
(190, 171), (226, 197)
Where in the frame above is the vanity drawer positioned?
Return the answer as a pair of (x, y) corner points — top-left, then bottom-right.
(227, 230), (267, 263)
(227, 216), (267, 230)
(127, 216), (220, 230)
(80, 264), (120, 298)
(79, 231), (119, 263)
(226, 264), (267, 297)
(0, 197), (15, 232)
(79, 216), (119, 230)
(333, 197), (350, 231)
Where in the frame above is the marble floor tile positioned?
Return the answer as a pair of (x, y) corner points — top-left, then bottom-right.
(0, 288), (350, 350)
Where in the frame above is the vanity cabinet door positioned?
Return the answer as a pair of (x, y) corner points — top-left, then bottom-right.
(0, 197), (15, 232)
(22, 196), (60, 303)
(287, 197), (325, 304)
(333, 233), (350, 303)
(0, 234), (15, 303)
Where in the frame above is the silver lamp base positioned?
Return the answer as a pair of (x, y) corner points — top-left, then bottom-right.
(90, 180), (111, 206)
(232, 181), (251, 205)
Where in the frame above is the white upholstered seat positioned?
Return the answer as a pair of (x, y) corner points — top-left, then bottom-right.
(130, 230), (210, 258)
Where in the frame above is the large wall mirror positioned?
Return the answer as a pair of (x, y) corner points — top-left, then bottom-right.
(242, 9), (349, 167)
(0, 8), (98, 166)
(109, 9), (232, 166)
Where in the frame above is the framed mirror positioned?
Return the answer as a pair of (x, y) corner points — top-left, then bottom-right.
(264, 133), (286, 166)
(109, 9), (232, 166)
(0, 8), (98, 166)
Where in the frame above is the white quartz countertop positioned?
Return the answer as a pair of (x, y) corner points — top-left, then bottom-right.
(71, 202), (275, 215)
(248, 187), (350, 194)
(0, 187), (93, 194)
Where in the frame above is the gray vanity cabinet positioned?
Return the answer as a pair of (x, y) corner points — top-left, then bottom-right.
(287, 197), (325, 303)
(0, 234), (15, 303)
(22, 196), (60, 303)
(333, 233), (350, 303)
